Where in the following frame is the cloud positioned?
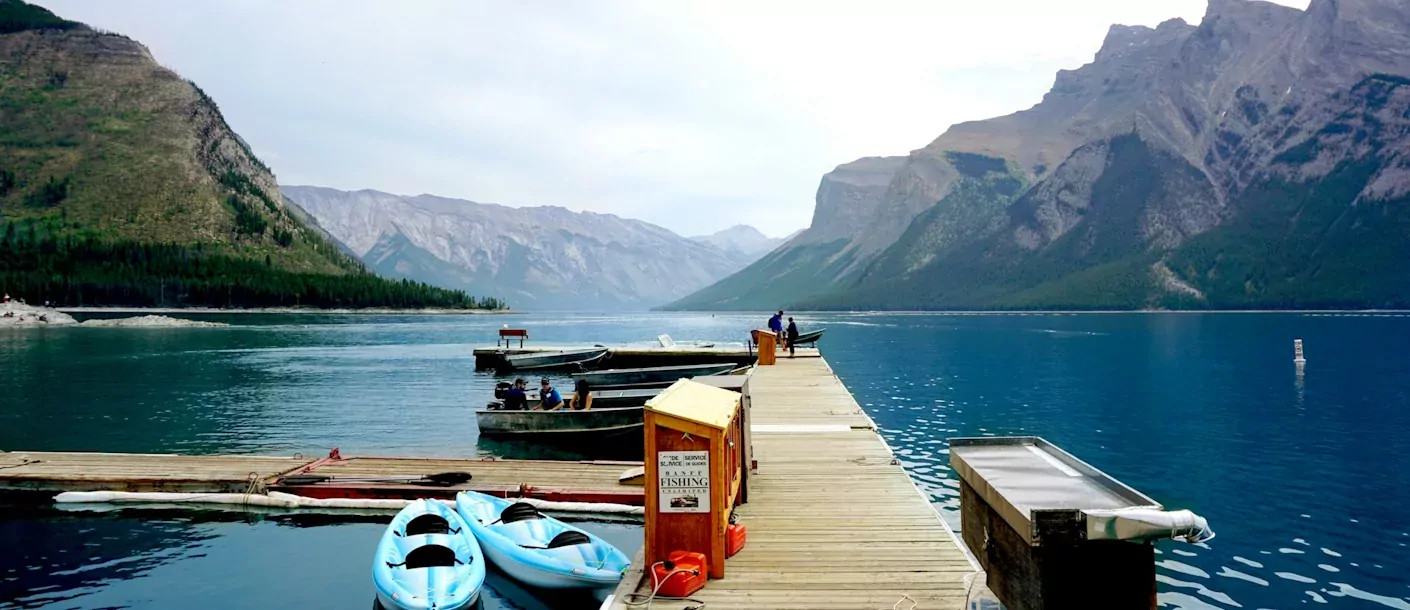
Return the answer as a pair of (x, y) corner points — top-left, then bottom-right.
(39, 0), (1310, 237)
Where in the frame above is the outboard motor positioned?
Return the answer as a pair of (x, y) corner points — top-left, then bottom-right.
(487, 382), (514, 410)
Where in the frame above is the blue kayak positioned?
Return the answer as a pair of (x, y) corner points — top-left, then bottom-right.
(454, 491), (631, 600)
(373, 499), (485, 610)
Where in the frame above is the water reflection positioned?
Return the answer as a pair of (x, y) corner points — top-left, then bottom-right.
(1, 501), (640, 610)
(0, 502), (218, 608)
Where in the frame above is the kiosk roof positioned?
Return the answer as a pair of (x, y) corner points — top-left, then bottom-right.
(646, 379), (740, 430)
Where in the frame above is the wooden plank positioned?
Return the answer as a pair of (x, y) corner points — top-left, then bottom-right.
(0, 452), (317, 493)
(0, 452), (640, 503)
(611, 357), (977, 609)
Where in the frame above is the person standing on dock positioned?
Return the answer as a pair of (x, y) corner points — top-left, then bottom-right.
(768, 310), (783, 349)
(786, 317), (799, 357)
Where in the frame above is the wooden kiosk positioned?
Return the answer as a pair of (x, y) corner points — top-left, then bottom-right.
(643, 379), (745, 579)
(751, 329), (777, 366)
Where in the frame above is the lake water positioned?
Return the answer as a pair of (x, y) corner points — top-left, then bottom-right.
(2, 312), (1409, 609)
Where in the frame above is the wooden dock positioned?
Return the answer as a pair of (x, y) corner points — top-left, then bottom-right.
(610, 356), (978, 610)
(0, 451), (644, 504)
(3, 350), (982, 608)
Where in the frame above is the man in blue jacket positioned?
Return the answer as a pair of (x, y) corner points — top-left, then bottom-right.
(538, 377), (564, 411)
(767, 311), (784, 351)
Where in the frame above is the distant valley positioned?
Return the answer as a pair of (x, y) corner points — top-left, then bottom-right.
(670, 0), (1410, 311)
(282, 186), (780, 310)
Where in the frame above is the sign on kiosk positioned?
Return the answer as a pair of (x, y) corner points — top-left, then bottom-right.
(658, 451), (710, 513)
(643, 379), (746, 579)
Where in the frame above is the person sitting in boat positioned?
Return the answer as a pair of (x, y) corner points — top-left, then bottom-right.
(571, 379), (594, 410)
(504, 378), (530, 410)
(537, 377), (564, 411)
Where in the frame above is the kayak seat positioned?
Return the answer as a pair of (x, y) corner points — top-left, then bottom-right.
(393, 544), (464, 569)
(404, 514), (456, 536)
(546, 530), (591, 549)
(498, 502), (544, 525)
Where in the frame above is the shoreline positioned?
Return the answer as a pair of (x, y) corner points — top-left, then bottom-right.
(56, 307), (513, 315)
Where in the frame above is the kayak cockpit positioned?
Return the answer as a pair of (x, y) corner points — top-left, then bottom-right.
(396, 545), (461, 569)
(404, 513), (458, 537)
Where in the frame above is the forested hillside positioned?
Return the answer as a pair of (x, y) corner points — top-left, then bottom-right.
(0, 0), (501, 309)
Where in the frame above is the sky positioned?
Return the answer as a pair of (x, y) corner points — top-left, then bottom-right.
(39, 0), (1309, 238)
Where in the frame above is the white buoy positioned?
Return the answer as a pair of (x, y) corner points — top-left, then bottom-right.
(1294, 339), (1306, 364)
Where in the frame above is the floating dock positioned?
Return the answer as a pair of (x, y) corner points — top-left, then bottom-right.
(0, 451), (644, 504)
(609, 356), (977, 609)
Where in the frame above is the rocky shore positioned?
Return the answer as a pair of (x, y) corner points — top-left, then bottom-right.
(0, 302), (77, 326)
(1, 303), (226, 328)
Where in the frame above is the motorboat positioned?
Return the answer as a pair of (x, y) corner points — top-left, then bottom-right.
(570, 362), (738, 388)
(499, 348), (609, 372)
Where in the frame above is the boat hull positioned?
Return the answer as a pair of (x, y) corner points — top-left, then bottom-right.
(376, 589), (480, 610)
(490, 388), (657, 412)
(571, 362), (737, 387)
(475, 406), (644, 439)
(500, 348), (609, 372)
(480, 541), (620, 595)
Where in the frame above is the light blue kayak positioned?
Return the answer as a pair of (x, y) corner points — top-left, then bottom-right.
(373, 499), (485, 610)
(454, 491), (631, 600)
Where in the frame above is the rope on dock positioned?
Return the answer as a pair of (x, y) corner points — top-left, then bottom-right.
(620, 560), (707, 610)
(50, 490), (645, 515)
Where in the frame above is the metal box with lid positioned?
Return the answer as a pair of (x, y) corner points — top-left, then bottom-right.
(950, 437), (1212, 610)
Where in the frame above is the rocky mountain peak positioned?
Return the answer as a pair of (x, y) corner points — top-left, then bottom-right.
(1298, 0), (1410, 79)
(1203, 0), (1302, 23)
(689, 225), (784, 257)
(1095, 20), (1192, 63)
(804, 156), (907, 245)
(674, 0), (1410, 312)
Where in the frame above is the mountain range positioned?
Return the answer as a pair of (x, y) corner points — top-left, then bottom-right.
(281, 186), (778, 310)
(669, 0), (1410, 311)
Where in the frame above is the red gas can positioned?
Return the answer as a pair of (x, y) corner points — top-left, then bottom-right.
(651, 550), (708, 598)
(726, 523), (747, 557)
